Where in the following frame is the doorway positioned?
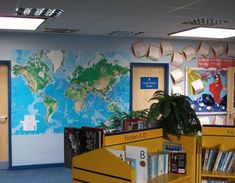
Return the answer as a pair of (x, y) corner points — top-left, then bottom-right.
(227, 67), (235, 125)
(0, 61), (11, 169)
(130, 63), (169, 111)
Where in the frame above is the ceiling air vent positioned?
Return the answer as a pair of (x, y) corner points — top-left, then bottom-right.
(108, 31), (145, 37)
(43, 28), (79, 33)
(182, 18), (231, 26)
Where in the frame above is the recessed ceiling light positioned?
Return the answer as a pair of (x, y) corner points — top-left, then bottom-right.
(108, 31), (145, 37)
(15, 7), (64, 18)
(182, 18), (231, 26)
(0, 16), (45, 30)
(169, 27), (235, 39)
(43, 28), (79, 33)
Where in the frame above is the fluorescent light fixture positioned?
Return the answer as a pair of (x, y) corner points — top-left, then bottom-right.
(15, 7), (64, 18)
(0, 16), (45, 30)
(169, 27), (235, 39)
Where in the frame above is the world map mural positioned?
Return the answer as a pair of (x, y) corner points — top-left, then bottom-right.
(12, 50), (130, 135)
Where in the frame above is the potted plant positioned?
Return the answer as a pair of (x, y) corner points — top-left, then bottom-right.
(98, 109), (149, 133)
(147, 90), (201, 138)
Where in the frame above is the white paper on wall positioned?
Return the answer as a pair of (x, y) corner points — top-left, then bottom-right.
(211, 42), (224, 57)
(226, 43), (235, 58)
(20, 115), (38, 131)
(160, 41), (173, 56)
(198, 116), (210, 125)
(147, 44), (161, 60)
(132, 42), (146, 58)
(191, 79), (204, 94)
(170, 68), (184, 84)
(213, 115), (224, 125)
(182, 46), (196, 61)
(197, 41), (210, 57)
(172, 85), (183, 95)
(171, 51), (184, 67)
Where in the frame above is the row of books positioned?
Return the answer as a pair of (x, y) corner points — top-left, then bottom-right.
(108, 143), (186, 183)
(202, 148), (235, 173)
(64, 126), (104, 168)
(202, 179), (232, 183)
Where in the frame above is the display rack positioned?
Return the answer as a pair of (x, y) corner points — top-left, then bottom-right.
(72, 128), (197, 183)
(198, 125), (235, 183)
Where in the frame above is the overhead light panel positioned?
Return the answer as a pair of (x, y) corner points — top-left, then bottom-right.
(169, 27), (235, 39)
(108, 31), (145, 37)
(0, 16), (45, 30)
(15, 7), (64, 18)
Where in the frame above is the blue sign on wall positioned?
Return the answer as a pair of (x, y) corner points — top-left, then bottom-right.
(140, 77), (158, 89)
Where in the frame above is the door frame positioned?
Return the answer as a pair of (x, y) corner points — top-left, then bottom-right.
(0, 61), (11, 169)
(130, 63), (169, 111)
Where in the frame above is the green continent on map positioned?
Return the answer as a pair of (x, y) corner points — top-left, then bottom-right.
(13, 51), (51, 94)
(44, 96), (58, 122)
(65, 58), (128, 112)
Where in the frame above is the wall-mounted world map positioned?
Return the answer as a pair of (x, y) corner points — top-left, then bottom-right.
(12, 50), (130, 135)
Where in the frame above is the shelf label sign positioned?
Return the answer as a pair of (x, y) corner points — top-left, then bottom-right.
(140, 77), (158, 89)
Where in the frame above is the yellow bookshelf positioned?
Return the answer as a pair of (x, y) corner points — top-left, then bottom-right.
(198, 125), (235, 183)
(72, 128), (197, 183)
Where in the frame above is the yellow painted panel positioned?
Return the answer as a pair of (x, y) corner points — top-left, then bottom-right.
(104, 128), (163, 147)
(202, 126), (235, 137)
(73, 168), (133, 183)
(73, 148), (134, 181)
(148, 174), (191, 183)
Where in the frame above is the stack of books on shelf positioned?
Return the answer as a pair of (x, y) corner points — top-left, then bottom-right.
(108, 142), (187, 183)
(202, 147), (235, 173)
(64, 126), (104, 168)
(202, 179), (232, 183)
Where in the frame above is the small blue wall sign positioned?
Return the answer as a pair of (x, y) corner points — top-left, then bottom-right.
(140, 77), (158, 89)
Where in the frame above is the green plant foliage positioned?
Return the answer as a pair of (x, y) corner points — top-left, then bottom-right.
(98, 109), (149, 133)
(147, 90), (201, 138)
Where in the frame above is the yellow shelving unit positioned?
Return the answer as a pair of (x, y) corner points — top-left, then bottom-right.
(72, 128), (197, 183)
(198, 125), (235, 183)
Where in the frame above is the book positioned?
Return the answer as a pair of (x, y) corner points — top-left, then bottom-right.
(182, 46), (196, 61)
(197, 41), (210, 57)
(172, 85), (183, 95)
(132, 42), (146, 58)
(64, 127), (82, 168)
(171, 51), (184, 67)
(170, 68), (184, 84)
(148, 153), (158, 180)
(161, 41), (173, 56)
(226, 43), (235, 58)
(191, 79), (204, 94)
(213, 116), (224, 125)
(80, 126), (104, 153)
(125, 145), (148, 183)
(198, 116), (210, 126)
(170, 151), (187, 174)
(212, 150), (223, 172)
(147, 44), (161, 60)
(202, 148), (210, 171)
(108, 149), (126, 161)
(211, 42), (224, 57)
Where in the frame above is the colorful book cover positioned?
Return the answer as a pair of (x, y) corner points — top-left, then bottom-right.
(170, 151), (187, 174)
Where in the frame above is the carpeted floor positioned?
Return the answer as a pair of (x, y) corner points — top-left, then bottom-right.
(0, 167), (72, 183)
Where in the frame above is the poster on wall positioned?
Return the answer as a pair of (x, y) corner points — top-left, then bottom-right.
(185, 67), (227, 114)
